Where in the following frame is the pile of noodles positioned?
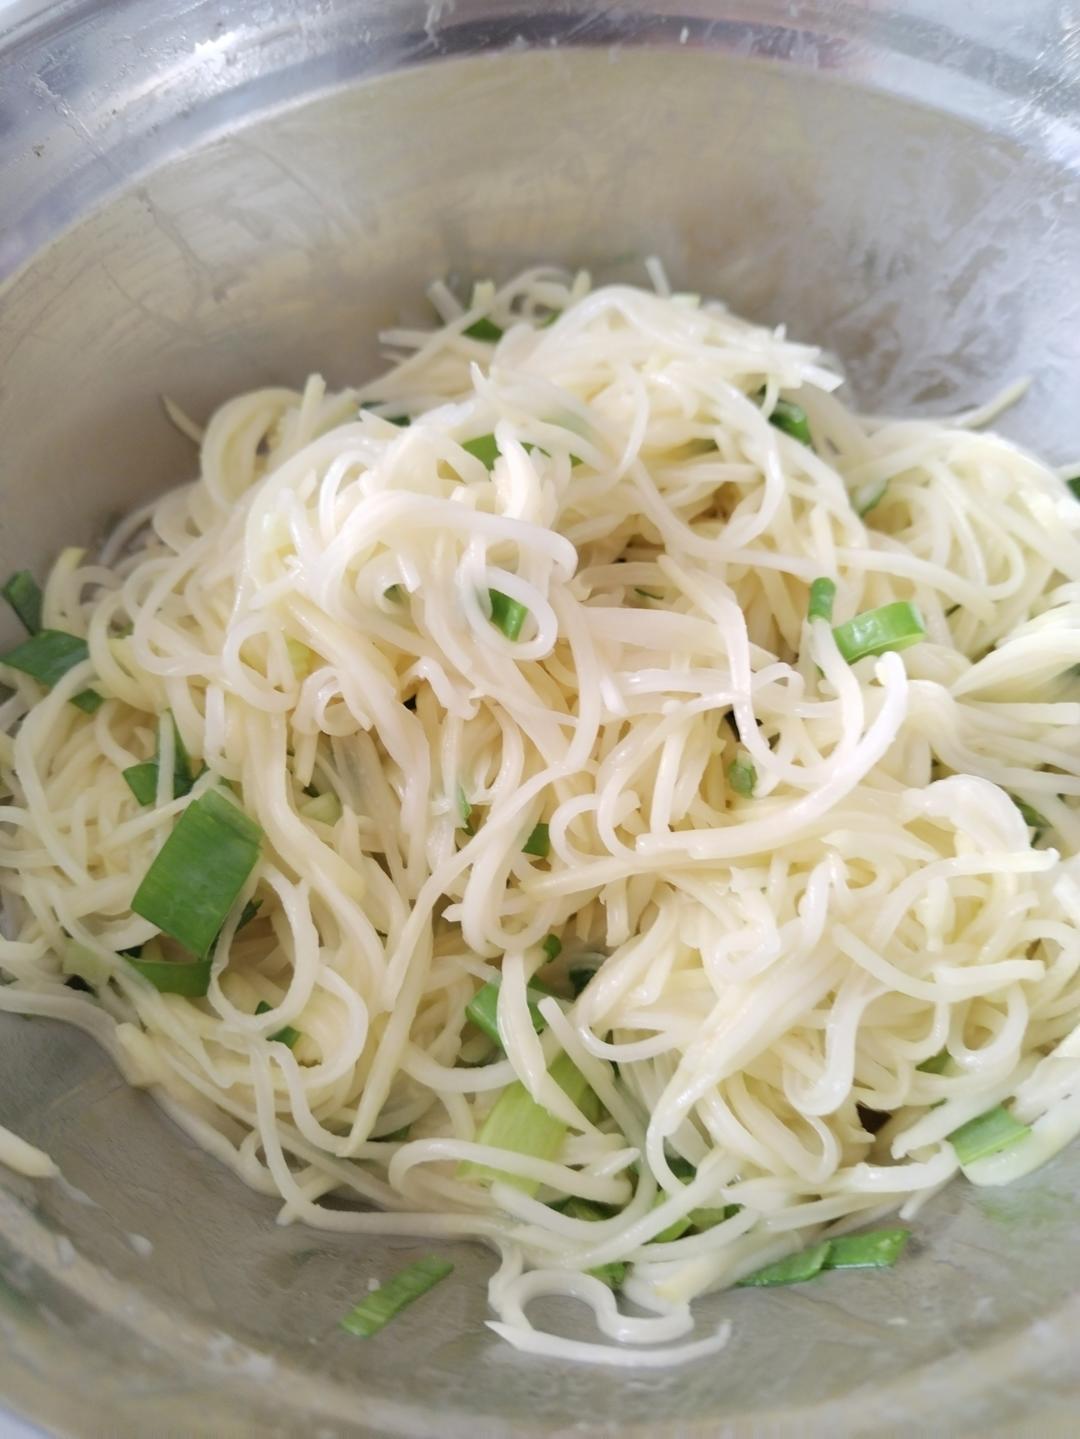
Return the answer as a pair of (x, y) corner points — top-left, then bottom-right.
(3, 265), (1080, 1364)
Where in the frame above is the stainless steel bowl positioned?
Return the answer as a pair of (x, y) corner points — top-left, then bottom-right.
(2, 3), (1079, 1434)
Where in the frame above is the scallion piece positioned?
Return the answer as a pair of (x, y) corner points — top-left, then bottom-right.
(727, 755), (756, 798)
(488, 589), (528, 641)
(465, 978), (549, 1048)
(1011, 795), (1049, 834)
(2, 629), (88, 687)
(916, 1049), (950, 1075)
(237, 897), (262, 930)
(948, 1105), (1030, 1165)
(298, 791), (342, 825)
(462, 434), (499, 470)
(650, 1195), (692, 1244)
(688, 1204), (741, 1232)
(339, 1258), (453, 1338)
(456, 785), (475, 835)
(463, 317), (503, 342)
(71, 688), (105, 714)
(123, 950), (212, 997)
(523, 822), (550, 858)
(569, 961), (601, 997)
(854, 477), (888, 517)
(123, 715), (195, 806)
(541, 933), (562, 961)
(823, 1227), (910, 1270)
(1066, 475), (1080, 500)
(255, 1000), (300, 1048)
(131, 788), (262, 958)
(459, 1052), (597, 1192)
(634, 587), (663, 601)
(807, 577), (837, 623)
(832, 601), (925, 664)
(737, 1241), (831, 1288)
(2, 571), (43, 635)
(759, 392), (812, 446)
(589, 1261), (627, 1290)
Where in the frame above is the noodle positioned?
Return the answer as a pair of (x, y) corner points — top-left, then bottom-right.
(3, 265), (1080, 1363)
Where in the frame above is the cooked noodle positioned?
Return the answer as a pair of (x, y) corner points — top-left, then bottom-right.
(3, 266), (1080, 1363)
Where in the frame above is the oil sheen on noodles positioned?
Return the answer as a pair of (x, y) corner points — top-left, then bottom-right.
(2, 267), (1080, 1366)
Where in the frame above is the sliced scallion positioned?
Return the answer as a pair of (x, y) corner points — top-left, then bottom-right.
(463, 317), (503, 342)
(456, 785), (475, 835)
(807, 577), (837, 623)
(541, 933), (562, 962)
(123, 949), (212, 997)
(523, 822), (550, 858)
(462, 434), (499, 470)
(465, 977), (551, 1048)
(255, 999), (300, 1048)
(759, 392), (811, 446)
(854, 477), (888, 517)
(823, 1227), (909, 1270)
(916, 1049), (950, 1075)
(568, 961), (601, 997)
(2, 629), (88, 687)
(488, 589), (528, 641)
(237, 897), (262, 930)
(123, 714), (195, 806)
(299, 791), (343, 826)
(727, 754), (756, 798)
(948, 1105), (1030, 1165)
(460, 1052), (597, 1192)
(2, 571), (43, 635)
(650, 1195), (692, 1244)
(1011, 795), (1049, 834)
(131, 788), (262, 958)
(71, 688), (105, 714)
(737, 1241), (831, 1288)
(832, 601), (925, 664)
(339, 1258), (453, 1338)
(1066, 475), (1080, 500)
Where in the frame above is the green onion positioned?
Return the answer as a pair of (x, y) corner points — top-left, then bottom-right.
(379, 1124), (412, 1143)
(299, 791), (342, 825)
(237, 897), (262, 930)
(807, 577), (837, 623)
(123, 947), (212, 997)
(339, 1258), (453, 1338)
(948, 1105), (1030, 1165)
(456, 784), (475, 835)
(463, 317), (503, 342)
(589, 1261), (627, 1289)
(1011, 796), (1050, 834)
(759, 392), (811, 446)
(1066, 475), (1080, 500)
(688, 1204), (741, 1232)
(2, 629), (88, 687)
(71, 688), (105, 714)
(650, 1195), (692, 1244)
(2, 571), (43, 635)
(832, 601), (925, 664)
(634, 587), (663, 601)
(488, 589), (528, 640)
(465, 979), (549, 1047)
(462, 434), (499, 469)
(737, 1241), (831, 1288)
(916, 1049), (950, 1075)
(61, 940), (111, 991)
(255, 1000), (300, 1048)
(541, 934), (562, 961)
(523, 822), (550, 858)
(123, 714), (196, 806)
(568, 961), (601, 997)
(131, 789), (262, 958)
(823, 1227), (910, 1270)
(460, 1052), (597, 1192)
(854, 478), (889, 516)
(727, 754), (756, 798)
(553, 1201), (626, 1287)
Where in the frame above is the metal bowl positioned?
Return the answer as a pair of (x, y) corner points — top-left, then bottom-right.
(2, 3), (1079, 1434)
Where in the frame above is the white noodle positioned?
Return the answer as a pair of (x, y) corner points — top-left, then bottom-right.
(3, 268), (1080, 1365)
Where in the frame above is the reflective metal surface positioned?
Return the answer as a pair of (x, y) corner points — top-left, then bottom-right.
(1, 3), (1079, 1434)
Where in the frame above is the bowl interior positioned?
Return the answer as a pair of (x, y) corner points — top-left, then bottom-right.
(2, 35), (1080, 1438)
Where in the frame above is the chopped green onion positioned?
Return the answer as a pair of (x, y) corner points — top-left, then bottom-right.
(807, 577), (837, 623)
(237, 897), (262, 930)
(131, 788), (262, 958)
(463, 316), (503, 342)
(456, 785), (475, 835)
(759, 391), (812, 446)
(650, 1195), (692, 1244)
(299, 791), (342, 825)
(822, 1227), (910, 1270)
(916, 1049), (950, 1075)
(948, 1105), (1030, 1165)
(339, 1258), (453, 1338)
(488, 589), (528, 640)
(523, 822), (550, 858)
(589, 1261), (627, 1290)
(832, 601), (925, 664)
(568, 961), (601, 997)
(854, 477), (889, 517)
(379, 1124), (412, 1143)
(460, 1052), (597, 1192)
(1066, 475), (1080, 500)
(123, 948), (212, 997)
(465, 978), (549, 1048)
(737, 1241), (831, 1288)
(2, 629), (88, 687)
(688, 1204), (741, 1232)
(61, 940), (111, 991)
(541, 933), (562, 961)
(123, 715), (195, 806)
(462, 434), (499, 469)
(2, 571), (43, 635)
(383, 584), (403, 604)
(727, 754), (756, 798)
(634, 587), (663, 601)
(255, 999), (300, 1048)
(71, 688), (104, 714)
(1011, 795), (1050, 834)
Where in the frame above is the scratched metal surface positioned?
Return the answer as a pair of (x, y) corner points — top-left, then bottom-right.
(1, 3), (1079, 1435)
